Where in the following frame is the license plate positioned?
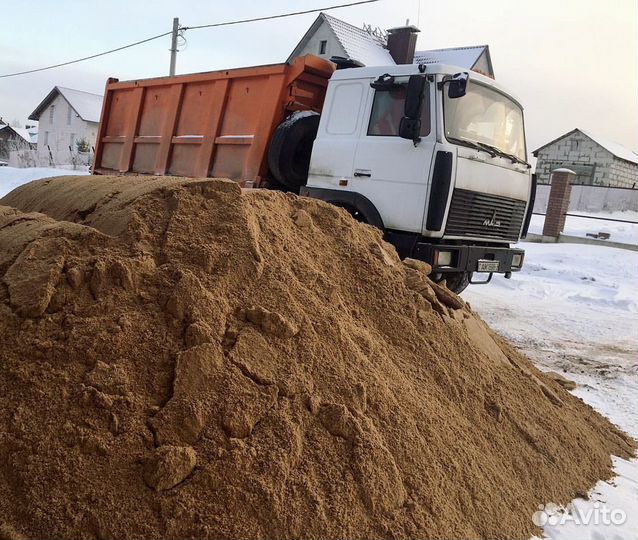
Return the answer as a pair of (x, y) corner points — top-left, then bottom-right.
(477, 260), (500, 272)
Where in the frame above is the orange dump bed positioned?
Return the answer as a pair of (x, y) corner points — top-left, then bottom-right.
(93, 55), (334, 185)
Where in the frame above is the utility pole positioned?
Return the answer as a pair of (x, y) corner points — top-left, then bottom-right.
(169, 17), (179, 76)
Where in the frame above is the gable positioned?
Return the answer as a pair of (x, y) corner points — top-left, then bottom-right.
(471, 49), (493, 78)
(29, 86), (103, 123)
(413, 46), (494, 77)
(287, 18), (347, 61)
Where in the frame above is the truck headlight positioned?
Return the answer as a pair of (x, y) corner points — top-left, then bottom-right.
(435, 250), (453, 267)
(511, 253), (523, 268)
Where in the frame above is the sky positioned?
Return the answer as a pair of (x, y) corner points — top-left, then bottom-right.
(0, 0), (636, 158)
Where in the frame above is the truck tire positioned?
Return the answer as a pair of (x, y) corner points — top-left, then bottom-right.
(268, 112), (320, 190)
(439, 272), (470, 295)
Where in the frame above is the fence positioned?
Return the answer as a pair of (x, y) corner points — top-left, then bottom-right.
(534, 184), (638, 214)
(8, 148), (93, 170)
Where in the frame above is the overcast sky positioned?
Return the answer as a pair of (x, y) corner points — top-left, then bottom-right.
(1, 0), (636, 157)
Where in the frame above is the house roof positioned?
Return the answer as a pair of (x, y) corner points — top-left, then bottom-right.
(533, 128), (638, 166)
(29, 86), (103, 123)
(414, 45), (492, 74)
(0, 124), (33, 144)
(289, 13), (495, 78)
(288, 12), (395, 67)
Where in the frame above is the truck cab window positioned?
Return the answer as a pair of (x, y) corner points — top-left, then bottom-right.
(368, 83), (430, 137)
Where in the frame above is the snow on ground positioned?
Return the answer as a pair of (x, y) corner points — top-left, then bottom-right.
(465, 241), (638, 540)
(0, 166), (90, 198)
(529, 211), (638, 246)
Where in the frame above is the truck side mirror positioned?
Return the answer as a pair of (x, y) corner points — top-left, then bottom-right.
(446, 72), (469, 99)
(399, 75), (426, 142)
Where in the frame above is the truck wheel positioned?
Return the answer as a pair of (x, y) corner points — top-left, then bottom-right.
(438, 272), (470, 295)
(268, 112), (320, 190)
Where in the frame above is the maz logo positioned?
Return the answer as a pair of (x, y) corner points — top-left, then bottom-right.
(482, 210), (501, 227)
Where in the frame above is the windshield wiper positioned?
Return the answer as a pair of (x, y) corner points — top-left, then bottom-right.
(475, 142), (530, 168)
(446, 136), (530, 168)
(445, 136), (496, 156)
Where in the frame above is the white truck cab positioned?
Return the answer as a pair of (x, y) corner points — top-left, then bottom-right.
(301, 63), (535, 293)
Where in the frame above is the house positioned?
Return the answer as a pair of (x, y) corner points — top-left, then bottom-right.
(28, 86), (103, 165)
(287, 12), (494, 78)
(0, 123), (34, 161)
(532, 129), (638, 188)
(413, 46), (493, 78)
(25, 123), (38, 144)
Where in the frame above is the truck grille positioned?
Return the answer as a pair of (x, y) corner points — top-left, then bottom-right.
(445, 189), (526, 241)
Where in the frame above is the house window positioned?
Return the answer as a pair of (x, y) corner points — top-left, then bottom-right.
(67, 105), (73, 126)
(368, 82), (431, 137)
(319, 40), (327, 55)
(49, 106), (55, 123)
(43, 131), (49, 146)
(70, 133), (76, 148)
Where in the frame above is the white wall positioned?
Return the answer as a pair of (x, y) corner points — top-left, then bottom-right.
(36, 93), (98, 165)
(293, 21), (347, 61)
(534, 184), (638, 213)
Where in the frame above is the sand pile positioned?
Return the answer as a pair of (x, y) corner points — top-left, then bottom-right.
(0, 175), (634, 539)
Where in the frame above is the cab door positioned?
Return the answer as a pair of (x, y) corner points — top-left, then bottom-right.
(350, 76), (436, 233)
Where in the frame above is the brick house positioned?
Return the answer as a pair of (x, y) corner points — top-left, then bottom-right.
(533, 128), (638, 188)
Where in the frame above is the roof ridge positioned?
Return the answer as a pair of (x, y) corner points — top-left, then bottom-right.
(320, 13), (349, 57)
(416, 44), (487, 53)
(321, 11), (386, 44)
(57, 86), (104, 98)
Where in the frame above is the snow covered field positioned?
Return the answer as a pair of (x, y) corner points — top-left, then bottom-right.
(529, 211), (638, 246)
(0, 166), (89, 198)
(465, 242), (638, 540)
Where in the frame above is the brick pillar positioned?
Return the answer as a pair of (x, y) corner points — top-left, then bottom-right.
(542, 168), (575, 237)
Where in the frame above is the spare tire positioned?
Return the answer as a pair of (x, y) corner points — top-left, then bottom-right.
(268, 112), (320, 189)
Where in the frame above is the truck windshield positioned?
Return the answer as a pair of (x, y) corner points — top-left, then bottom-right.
(443, 82), (526, 161)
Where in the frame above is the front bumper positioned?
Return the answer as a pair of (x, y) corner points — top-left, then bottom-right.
(411, 243), (525, 274)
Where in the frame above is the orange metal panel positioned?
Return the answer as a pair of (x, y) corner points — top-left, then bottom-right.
(193, 79), (229, 178)
(93, 55), (335, 182)
(118, 87), (145, 172)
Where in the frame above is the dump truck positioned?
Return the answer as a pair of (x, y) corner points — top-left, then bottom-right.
(93, 54), (535, 293)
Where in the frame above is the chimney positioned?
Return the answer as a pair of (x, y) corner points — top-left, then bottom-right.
(386, 23), (420, 64)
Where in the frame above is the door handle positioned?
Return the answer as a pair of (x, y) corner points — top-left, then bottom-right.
(354, 169), (372, 177)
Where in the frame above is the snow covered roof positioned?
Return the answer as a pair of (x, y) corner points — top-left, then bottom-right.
(0, 125), (33, 144)
(414, 45), (491, 73)
(29, 86), (103, 123)
(323, 13), (395, 66)
(288, 12), (395, 67)
(533, 128), (638, 166)
(579, 129), (638, 166)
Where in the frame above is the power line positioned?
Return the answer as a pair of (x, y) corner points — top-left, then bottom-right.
(0, 0), (379, 79)
(183, 0), (379, 30)
(0, 31), (173, 79)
